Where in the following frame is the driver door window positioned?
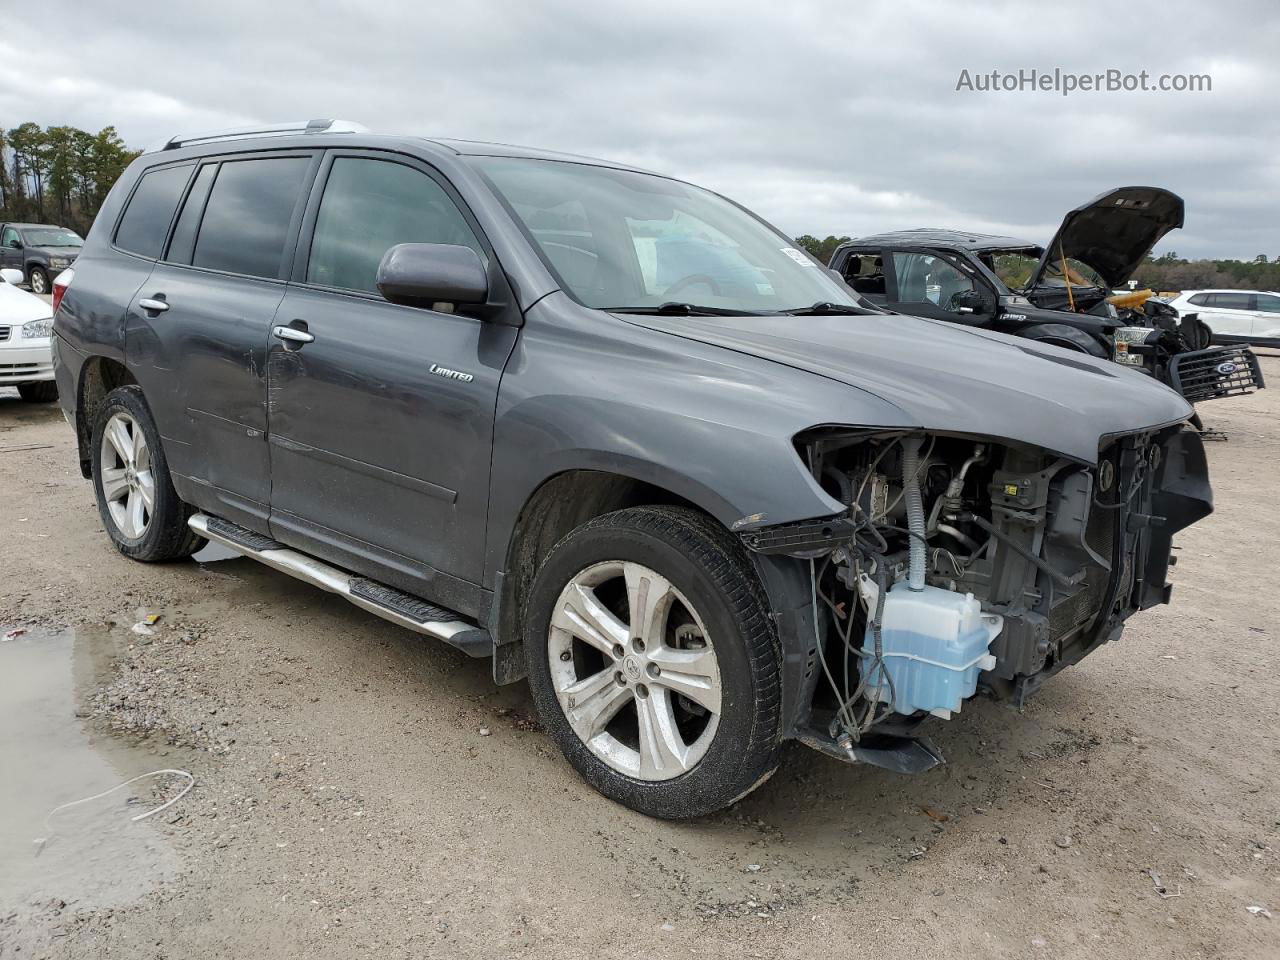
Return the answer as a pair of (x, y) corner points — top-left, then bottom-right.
(891, 252), (976, 314)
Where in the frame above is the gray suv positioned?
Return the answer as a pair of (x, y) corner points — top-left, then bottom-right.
(52, 120), (1212, 818)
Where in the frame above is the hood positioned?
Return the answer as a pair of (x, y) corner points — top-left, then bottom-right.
(1029, 186), (1183, 290)
(27, 246), (80, 261)
(617, 311), (1192, 464)
(0, 277), (53, 324)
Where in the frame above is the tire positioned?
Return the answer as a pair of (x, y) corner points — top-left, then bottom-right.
(17, 381), (57, 402)
(90, 385), (204, 562)
(28, 266), (49, 295)
(524, 505), (782, 818)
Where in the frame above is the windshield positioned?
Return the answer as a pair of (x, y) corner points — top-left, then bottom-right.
(982, 250), (1041, 290)
(23, 228), (82, 247)
(472, 156), (862, 314)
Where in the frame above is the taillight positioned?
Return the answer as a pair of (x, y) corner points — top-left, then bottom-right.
(51, 267), (73, 314)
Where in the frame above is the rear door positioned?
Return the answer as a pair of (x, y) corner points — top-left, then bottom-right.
(265, 150), (518, 595)
(1252, 293), (1280, 341)
(126, 150), (320, 530)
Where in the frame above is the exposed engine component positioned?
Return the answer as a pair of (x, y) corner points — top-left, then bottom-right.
(743, 424), (1211, 768)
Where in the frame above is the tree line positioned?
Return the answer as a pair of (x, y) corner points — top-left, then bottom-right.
(794, 234), (1280, 293)
(0, 122), (138, 235)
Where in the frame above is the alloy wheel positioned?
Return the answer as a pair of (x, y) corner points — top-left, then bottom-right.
(30, 270), (47, 294)
(99, 412), (154, 539)
(547, 560), (722, 781)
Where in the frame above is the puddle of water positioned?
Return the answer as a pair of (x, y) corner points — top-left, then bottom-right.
(0, 626), (185, 917)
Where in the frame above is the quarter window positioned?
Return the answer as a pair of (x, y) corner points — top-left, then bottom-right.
(307, 157), (482, 294)
(114, 164), (193, 259)
(193, 157), (311, 279)
(1187, 293), (1210, 306)
(892, 252), (975, 311)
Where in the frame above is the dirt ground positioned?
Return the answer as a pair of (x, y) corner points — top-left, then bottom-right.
(1, 356), (1278, 960)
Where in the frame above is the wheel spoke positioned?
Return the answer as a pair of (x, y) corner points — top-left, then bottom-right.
(106, 419), (133, 465)
(636, 689), (690, 779)
(101, 467), (130, 504)
(552, 582), (628, 656)
(624, 562), (675, 646)
(135, 470), (156, 511)
(132, 422), (148, 465)
(558, 666), (631, 741)
(126, 489), (147, 539)
(648, 644), (721, 714)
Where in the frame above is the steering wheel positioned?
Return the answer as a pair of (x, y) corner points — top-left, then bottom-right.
(663, 274), (722, 299)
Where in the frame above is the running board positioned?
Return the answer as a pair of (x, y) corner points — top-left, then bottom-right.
(188, 513), (492, 658)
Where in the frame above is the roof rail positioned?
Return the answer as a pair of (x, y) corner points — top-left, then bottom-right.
(152, 119), (368, 152)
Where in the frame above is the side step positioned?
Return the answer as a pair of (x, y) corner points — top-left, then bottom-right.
(189, 513), (492, 658)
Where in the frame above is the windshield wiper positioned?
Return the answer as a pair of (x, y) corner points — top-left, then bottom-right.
(610, 302), (770, 317)
(781, 301), (865, 316)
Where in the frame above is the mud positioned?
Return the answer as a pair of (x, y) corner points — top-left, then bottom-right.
(0, 360), (1277, 959)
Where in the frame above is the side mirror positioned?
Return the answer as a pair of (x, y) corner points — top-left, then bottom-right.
(376, 243), (488, 310)
(7, 239), (22, 250)
(0, 268), (23, 285)
(954, 289), (994, 315)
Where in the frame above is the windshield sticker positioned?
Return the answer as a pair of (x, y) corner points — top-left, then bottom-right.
(780, 247), (816, 266)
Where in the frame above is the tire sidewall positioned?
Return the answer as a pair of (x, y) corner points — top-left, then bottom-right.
(524, 510), (777, 818)
(90, 386), (187, 561)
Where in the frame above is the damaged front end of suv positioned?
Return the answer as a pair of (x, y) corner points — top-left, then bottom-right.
(739, 423), (1212, 772)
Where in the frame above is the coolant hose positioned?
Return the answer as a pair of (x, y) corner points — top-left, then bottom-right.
(901, 437), (926, 591)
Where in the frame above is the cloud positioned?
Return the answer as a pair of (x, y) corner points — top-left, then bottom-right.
(4, 0), (1277, 257)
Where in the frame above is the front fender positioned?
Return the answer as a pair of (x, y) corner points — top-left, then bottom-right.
(483, 293), (914, 582)
(1019, 322), (1110, 358)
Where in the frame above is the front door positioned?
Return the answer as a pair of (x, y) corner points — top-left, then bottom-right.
(265, 152), (518, 596)
(1252, 292), (1280, 341)
(886, 249), (993, 325)
(1, 226), (23, 272)
(1199, 292), (1255, 339)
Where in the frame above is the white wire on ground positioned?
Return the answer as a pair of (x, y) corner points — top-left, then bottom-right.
(41, 769), (195, 834)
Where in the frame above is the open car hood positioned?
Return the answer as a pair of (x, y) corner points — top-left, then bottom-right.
(1029, 186), (1184, 290)
(618, 311), (1193, 464)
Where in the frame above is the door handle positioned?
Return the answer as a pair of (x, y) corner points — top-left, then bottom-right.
(139, 298), (169, 313)
(273, 325), (314, 345)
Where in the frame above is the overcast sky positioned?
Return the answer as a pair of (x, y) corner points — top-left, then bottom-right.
(4, 0), (1277, 259)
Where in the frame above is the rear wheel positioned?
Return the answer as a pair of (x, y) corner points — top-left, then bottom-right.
(524, 506), (782, 818)
(90, 385), (203, 561)
(17, 381), (57, 402)
(28, 266), (49, 295)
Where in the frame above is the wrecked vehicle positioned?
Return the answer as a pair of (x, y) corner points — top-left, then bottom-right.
(830, 187), (1263, 407)
(53, 122), (1212, 818)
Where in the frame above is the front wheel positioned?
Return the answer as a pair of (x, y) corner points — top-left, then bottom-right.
(28, 266), (49, 295)
(524, 506), (782, 818)
(90, 385), (204, 562)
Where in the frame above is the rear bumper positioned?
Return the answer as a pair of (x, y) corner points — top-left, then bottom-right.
(0, 342), (54, 383)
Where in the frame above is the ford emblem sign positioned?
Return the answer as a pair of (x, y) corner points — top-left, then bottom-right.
(1216, 361), (1238, 375)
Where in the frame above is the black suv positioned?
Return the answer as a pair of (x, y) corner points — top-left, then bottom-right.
(829, 187), (1263, 407)
(53, 121), (1212, 817)
(0, 221), (83, 294)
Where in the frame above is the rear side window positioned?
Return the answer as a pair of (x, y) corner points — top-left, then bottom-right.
(166, 163), (217, 264)
(193, 157), (310, 279)
(306, 157), (483, 294)
(114, 164), (193, 259)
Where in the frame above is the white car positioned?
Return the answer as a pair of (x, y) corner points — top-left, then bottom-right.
(0, 266), (58, 401)
(1166, 289), (1280, 348)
